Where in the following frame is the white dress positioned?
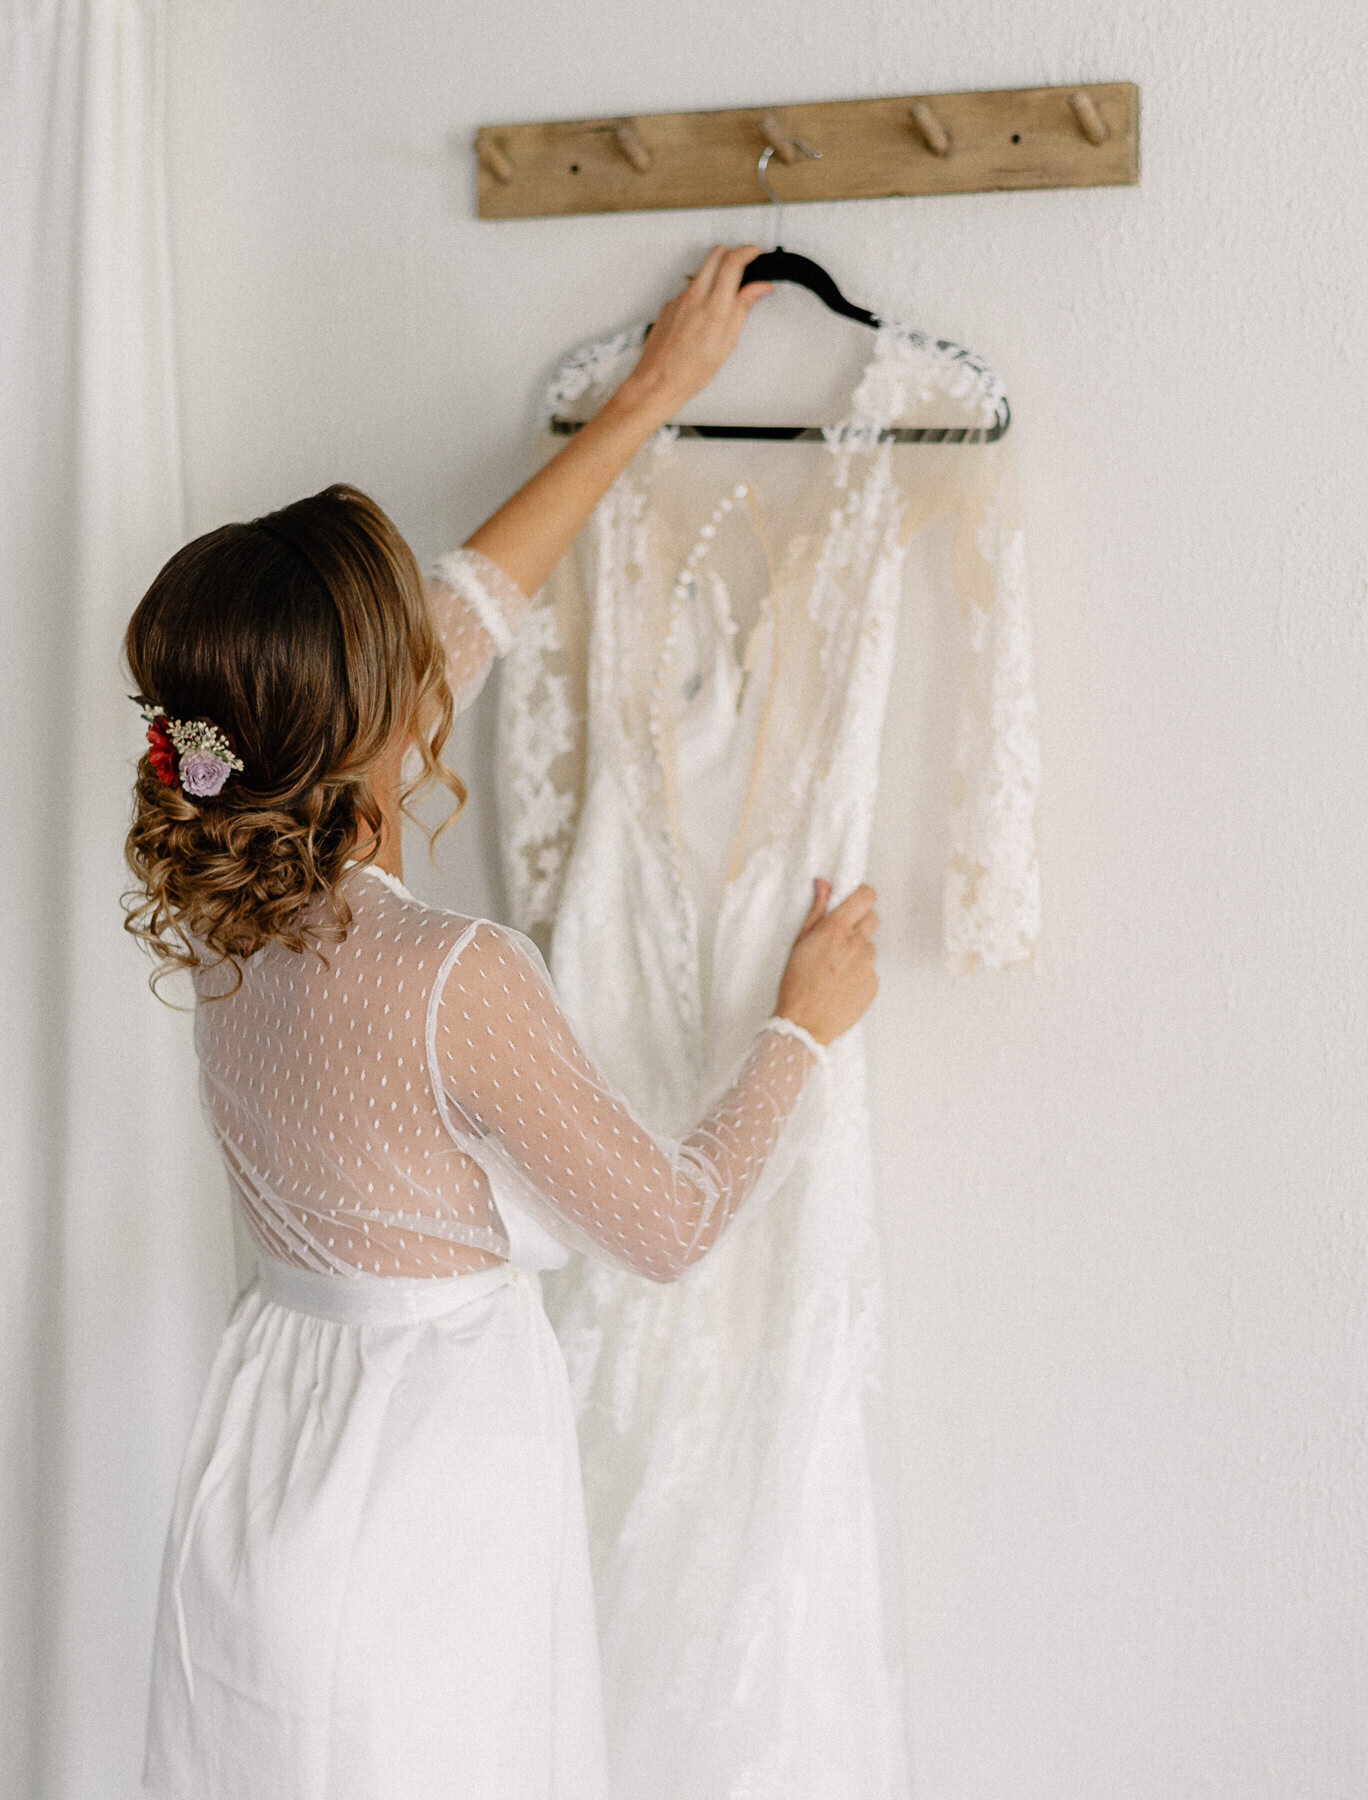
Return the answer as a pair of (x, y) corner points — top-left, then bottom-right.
(143, 549), (827, 1800)
(496, 324), (1041, 1798)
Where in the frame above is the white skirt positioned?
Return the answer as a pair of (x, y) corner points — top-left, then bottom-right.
(145, 1256), (608, 1800)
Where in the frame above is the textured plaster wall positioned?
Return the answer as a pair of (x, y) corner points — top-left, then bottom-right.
(165, 1), (1368, 1794)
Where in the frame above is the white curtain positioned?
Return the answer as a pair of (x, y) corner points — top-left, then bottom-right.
(0, 3), (236, 1795)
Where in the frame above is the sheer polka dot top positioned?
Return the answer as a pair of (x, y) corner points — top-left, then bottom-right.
(189, 548), (826, 1282)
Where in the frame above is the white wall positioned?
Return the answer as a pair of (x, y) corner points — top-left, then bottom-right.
(165, 3), (1368, 1795)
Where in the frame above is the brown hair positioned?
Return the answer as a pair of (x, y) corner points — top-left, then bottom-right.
(123, 484), (464, 998)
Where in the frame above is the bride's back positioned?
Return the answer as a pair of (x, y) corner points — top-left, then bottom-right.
(193, 864), (506, 1278)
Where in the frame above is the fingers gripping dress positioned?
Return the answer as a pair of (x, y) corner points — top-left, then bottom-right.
(142, 548), (826, 1800)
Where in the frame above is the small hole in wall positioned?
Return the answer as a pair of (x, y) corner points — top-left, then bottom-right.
(1011, 133), (1021, 144)
(570, 163), (580, 173)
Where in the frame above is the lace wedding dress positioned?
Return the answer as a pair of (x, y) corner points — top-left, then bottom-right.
(496, 323), (1041, 1798)
(143, 548), (827, 1800)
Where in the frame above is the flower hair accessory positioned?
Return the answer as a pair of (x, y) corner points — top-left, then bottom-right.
(136, 700), (244, 797)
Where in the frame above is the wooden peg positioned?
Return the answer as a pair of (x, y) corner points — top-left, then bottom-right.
(611, 121), (653, 173)
(1068, 90), (1108, 145)
(476, 132), (515, 184)
(909, 101), (951, 157)
(758, 112), (803, 165)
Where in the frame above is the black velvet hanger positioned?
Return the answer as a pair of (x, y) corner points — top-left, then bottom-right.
(738, 247), (880, 330)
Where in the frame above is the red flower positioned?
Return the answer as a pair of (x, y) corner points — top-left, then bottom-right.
(146, 716), (177, 786)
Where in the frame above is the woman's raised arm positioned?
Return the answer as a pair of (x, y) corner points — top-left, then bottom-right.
(424, 245), (771, 712)
(463, 244), (771, 597)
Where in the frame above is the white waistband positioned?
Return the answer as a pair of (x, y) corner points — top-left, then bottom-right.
(255, 1255), (521, 1325)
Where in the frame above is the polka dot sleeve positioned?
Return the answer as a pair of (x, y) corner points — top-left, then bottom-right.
(429, 921), (824, 1283)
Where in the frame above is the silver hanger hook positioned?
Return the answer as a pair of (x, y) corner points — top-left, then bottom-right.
(756, 138), (821, 251)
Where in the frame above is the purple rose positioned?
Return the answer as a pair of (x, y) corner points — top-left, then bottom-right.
(180, 750), (231, 797)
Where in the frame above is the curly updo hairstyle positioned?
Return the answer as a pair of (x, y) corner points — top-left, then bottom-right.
(123, 484), (464, 997)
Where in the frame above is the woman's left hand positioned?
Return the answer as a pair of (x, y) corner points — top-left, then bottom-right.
(616, 244), (774, 424)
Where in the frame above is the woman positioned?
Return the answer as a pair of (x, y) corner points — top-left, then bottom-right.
(125, 246), (880, 1800)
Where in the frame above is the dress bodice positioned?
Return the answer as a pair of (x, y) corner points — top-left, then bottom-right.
(499, 318), (1041, 1004)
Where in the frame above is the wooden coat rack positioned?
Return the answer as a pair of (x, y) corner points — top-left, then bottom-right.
(475, 83), (1139, 221)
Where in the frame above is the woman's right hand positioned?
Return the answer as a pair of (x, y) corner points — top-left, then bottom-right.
(614, 243), (774, 425)
(775, 879), (880, 1047)
(460, 245), (771, 600)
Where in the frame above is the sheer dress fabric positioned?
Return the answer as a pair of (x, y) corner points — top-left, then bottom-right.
(494, 324), (1042, 1798)
(500, 324), (1041, 975)
(144, 546), (825, 1800)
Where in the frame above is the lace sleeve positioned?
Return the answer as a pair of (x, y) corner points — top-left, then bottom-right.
(427, 921), (824, 1282)
(426, 545), (532, 713)
(494, 532), (589, 941)
(944, 438), (1042, 972)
